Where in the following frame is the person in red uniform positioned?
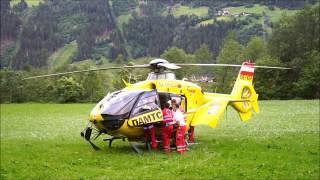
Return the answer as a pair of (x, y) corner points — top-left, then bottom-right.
(144, 84), (158, 150)
(144, 123), (157, 150)
(188, 126), (195, 143)
(172, 100), (186, 154)
(161, 102), (174, 153)
(176, 102), (194, 144)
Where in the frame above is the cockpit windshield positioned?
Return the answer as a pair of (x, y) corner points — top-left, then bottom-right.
(100, 90), (143, 117)
(147, 71), (176, 80)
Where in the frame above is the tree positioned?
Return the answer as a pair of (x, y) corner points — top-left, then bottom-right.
(295, 51), (320, 98)
(0, 71), (24, 103)
(160, 47), (191, 79)
(13, 0), (28, 12)
(75, 27), (95, 61)
(269, 5), (319, 64)
(254, 56), (282, 99)
(114, 54), (125, 64)
(82, 72), (105, 102)
(194, 44), (213, 64)
(243, 37), (266, 62)
(112, 69), (130, 90)
(216, 33), (244, 93)
(193, 44), (214, 75)
(55, 76), (84, 102)
(267, 5), (320, 99)
(0, 0), (21, 41)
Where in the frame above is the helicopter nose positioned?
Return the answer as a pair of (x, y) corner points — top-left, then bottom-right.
(89, 113), (103, 123)
(100, 114), (125, 131)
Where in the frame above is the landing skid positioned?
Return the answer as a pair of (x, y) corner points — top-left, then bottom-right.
(103, 136), (126, 148)
(129, 142), (144, 153)
(81, 126), (197, 153)
(104, 136), (151, 153)
(80, 126), (101, 150)
(81, 127), (147, 153)
(185, 139), (200, 146)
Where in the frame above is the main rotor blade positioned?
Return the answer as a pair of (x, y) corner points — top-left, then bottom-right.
(176, 63), (291, 70)
(158, 63), (181, 69)
(23, 65), (150, 80)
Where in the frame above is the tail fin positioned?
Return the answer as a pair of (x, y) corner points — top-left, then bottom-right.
(230, 62), (260, 121)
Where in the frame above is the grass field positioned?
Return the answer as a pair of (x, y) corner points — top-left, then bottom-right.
(163, 6), (208, 17)
(47, 41), (77, 70)
(117, 14), (132, 30)
(228, 4), (297, 22)
(198, 4), (297, 27)
(1, 100), (319, 179)
(198, 16), (234, 26)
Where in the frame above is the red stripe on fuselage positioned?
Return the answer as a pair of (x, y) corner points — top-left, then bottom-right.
(240, 71), (254, 76)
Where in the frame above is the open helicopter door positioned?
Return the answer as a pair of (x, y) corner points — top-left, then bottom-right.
(127, 90), (163, 127)
(127, 90), (163, 153)
(158, 93), (187, 112)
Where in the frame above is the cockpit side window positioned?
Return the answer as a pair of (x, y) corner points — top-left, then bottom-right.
(131, 90), (160, 117)
(101, 91), (142, 117)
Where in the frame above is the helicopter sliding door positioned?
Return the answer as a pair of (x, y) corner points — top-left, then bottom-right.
(127, 90), (162, 127)
(131, 90), (160, 116)
(158, 93), (187, 112)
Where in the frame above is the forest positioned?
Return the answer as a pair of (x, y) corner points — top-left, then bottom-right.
(0, 0), (319, 103)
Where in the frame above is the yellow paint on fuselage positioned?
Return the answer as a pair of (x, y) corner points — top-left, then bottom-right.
(89, 75), (259, 139)
(90, 79), (210, 138)
(121, 79), (205, 137)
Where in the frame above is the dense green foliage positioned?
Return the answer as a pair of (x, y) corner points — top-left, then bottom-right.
(0, 0), (21, 41)
(268, 5), (320, 99)
(1, 101), (319, 178)
(3, 0), (314, 68)
(125, 14), (177, 58)
(0, 1), (319, 102)
(216, 32), (244, 92)
(0, 70), (107, 103)
(7, 0), (117, 69)
(0, 0), (21, 68)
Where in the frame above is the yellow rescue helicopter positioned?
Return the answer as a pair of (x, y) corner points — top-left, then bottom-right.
(24, 59), (289, 152)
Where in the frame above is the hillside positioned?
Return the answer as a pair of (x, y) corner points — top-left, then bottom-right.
(0, 0), (319, 102)
(1, 0), (315, 70)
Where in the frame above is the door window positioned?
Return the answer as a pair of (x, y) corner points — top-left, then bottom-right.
(131, 90), (160, 117)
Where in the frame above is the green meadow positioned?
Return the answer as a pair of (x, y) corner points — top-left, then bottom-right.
(1, 100), (319, 179)
(47, 41), (78, 69)
(198, 4), (298, 26)
(10, 0), (43, 7)
(228, 4), (298, 22)
(163, 6), (208, 17)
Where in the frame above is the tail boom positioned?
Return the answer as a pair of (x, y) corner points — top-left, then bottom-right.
(230, 62), (260, 121)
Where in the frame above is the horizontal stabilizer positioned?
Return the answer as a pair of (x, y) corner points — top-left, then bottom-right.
(191, 100), (229, 128)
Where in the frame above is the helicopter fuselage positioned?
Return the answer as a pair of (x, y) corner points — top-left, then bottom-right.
(88, 79), (210, 140)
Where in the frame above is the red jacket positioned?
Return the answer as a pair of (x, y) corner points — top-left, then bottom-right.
(162, 108), (173, 124)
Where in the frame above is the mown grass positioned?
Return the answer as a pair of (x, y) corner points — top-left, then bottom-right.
(228, 4), (297, 22)
(1, 100), (319, 179)
(164, 6), (208, 17)
(198, 4), (297, 27)
(47, 41), (77, 70)
(117, 14), (132, 30)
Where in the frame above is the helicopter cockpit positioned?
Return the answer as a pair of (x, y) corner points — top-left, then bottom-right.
(90, 89), (186, 132)
(92, 90), (160, 130)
